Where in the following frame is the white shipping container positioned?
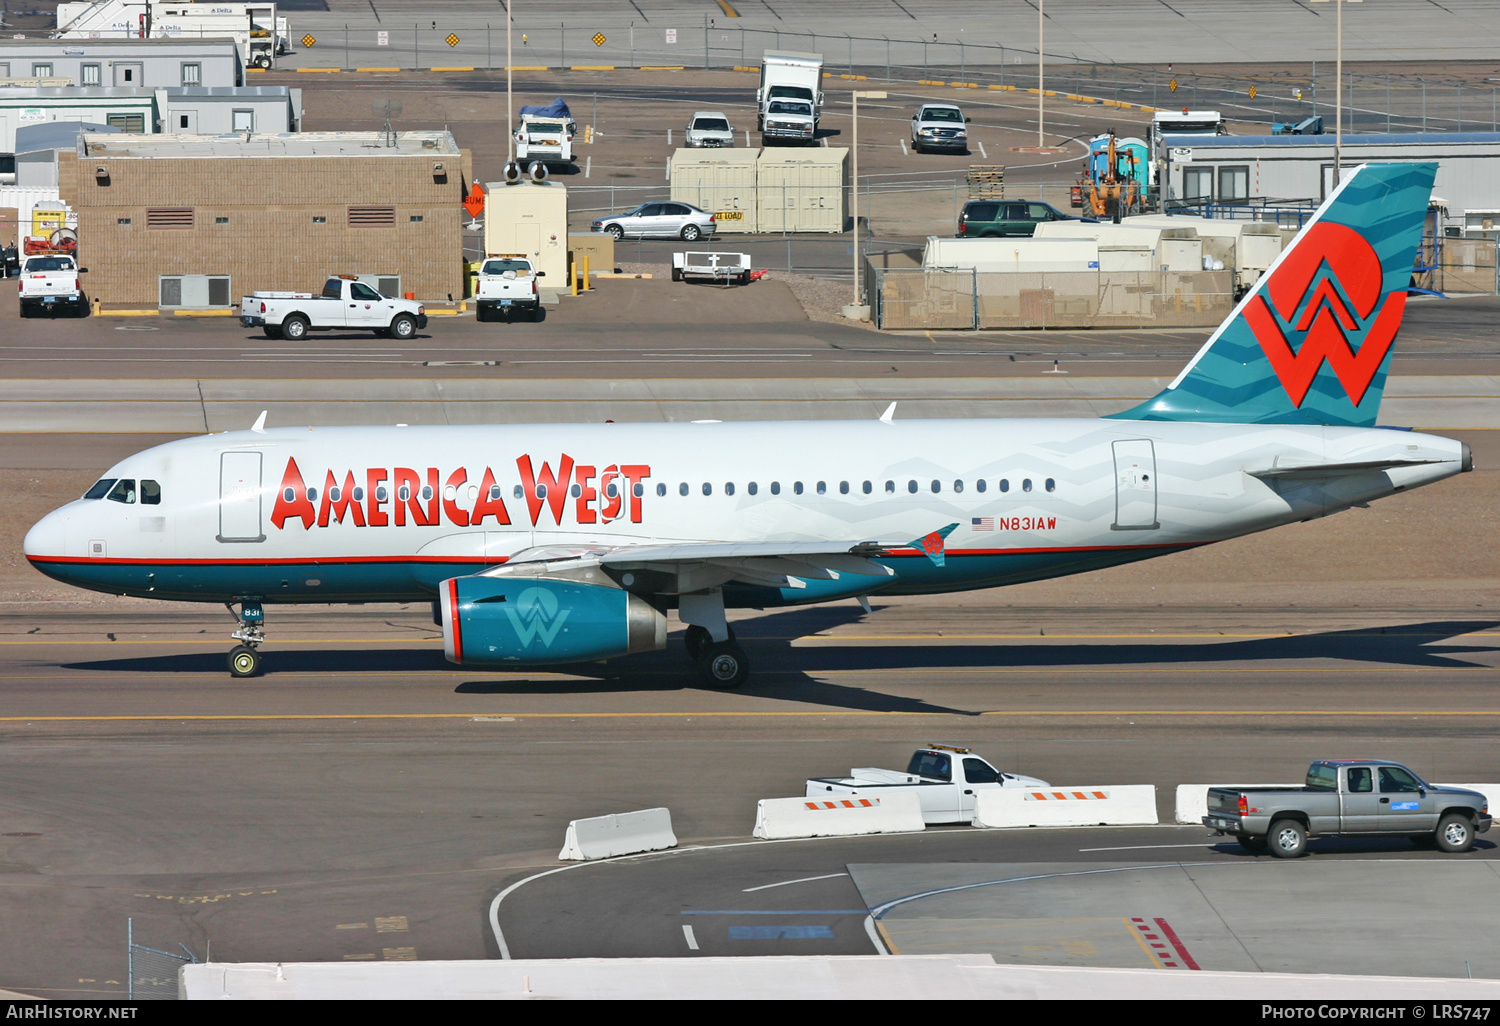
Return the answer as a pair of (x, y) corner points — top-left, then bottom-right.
(924, 235), (1101, 273)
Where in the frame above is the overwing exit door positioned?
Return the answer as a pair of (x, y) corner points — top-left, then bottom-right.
(218, 451), (265, 542)
(1111, 439), (1159, 530)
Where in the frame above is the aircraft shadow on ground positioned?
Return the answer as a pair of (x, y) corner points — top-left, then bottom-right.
(58, 612), (1499, 715)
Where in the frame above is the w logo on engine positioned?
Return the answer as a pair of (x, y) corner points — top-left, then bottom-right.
(1243, 222), (1408, 409)
(503, 586), (571, 647)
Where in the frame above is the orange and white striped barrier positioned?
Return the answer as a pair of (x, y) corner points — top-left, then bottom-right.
(1027, 790), (1110, 801)
(753, 792), (925, 839)
(973, 785), (1158, 828)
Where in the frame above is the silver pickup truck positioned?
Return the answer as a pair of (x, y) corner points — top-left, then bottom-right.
(1204, 760), (1491, 858)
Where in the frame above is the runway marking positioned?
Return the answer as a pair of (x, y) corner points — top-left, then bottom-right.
(729, 925), (834, 939)
(865, 915), (892, 955)
(3, 630), (1494, 646)
(682, 925), (699, 951)
(1079, 843), (1219, 852)
(680, 909), (867, 915)
(1126, 916), (1166, 968)
(6, 707), (1500, 724)
(743, 872), (849, 892)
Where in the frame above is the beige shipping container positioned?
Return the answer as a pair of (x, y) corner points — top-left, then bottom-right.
(670, 148), (760, 233)
(756, 146), (847, 233)
(484, 179), (569, 284)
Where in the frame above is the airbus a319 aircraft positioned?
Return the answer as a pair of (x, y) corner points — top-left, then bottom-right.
(24, 162), (1470, 686)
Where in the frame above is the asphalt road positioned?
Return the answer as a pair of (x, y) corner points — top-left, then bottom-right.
(8, 280), (1500, 381)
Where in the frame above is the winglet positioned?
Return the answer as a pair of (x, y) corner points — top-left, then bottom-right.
(250, 410), (268, 433)
(879, 402), (897, 424)
(907, 523), (959, 567)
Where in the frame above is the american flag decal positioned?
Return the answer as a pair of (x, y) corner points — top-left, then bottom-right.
(972, 517), (994, 531)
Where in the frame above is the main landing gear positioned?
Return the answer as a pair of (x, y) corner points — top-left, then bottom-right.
(680, 590), (750, 689)
(226, 600), (266, 678)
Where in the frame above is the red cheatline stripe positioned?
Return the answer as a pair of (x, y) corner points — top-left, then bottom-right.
(446, 578), (462, 665)
(28, 554), (507, 567)
(1154, 917), (1201, 971)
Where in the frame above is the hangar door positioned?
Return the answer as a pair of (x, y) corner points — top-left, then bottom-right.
(218, 451), (266, 543)
(1111, 439), (1159, 531)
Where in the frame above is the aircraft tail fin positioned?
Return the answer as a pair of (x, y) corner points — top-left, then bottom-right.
(1109, 161), (1436, 427)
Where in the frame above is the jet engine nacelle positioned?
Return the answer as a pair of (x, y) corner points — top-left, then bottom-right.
(438, 575), (665, 666)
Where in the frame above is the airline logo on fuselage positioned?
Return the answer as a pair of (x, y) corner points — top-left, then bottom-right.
(269, 454), (651, 531)
(1242, 221), (1407, 409)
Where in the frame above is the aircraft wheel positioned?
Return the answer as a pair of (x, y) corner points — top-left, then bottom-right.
(684, 625), (711, 660)
(228, 645), (262, 678)
(697, 641), (749, 689)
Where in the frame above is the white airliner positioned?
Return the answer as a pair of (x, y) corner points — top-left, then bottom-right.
(24, 162), (1470, 686)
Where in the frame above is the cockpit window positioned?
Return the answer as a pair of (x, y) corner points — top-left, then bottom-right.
(141, 479), (161, 505)
(106, 479), (137, 504)
(84, 478), (117, 500)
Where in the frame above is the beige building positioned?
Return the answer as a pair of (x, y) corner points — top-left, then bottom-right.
(59, 130), (469, 307)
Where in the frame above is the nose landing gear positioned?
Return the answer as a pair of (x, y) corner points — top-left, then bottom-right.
(227, 600), (266, 678)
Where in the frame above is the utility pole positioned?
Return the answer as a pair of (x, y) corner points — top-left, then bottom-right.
(506, 1), (514, 162)
(1311, 0), (1361, 181)
(851, 90), (887, 310)
(1037, 0), (1045, 147)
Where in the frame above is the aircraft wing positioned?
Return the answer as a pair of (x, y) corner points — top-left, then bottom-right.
(478, 540), (897, 592)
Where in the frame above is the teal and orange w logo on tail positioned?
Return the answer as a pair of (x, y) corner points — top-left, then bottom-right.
(1111, 161), (1436, 427)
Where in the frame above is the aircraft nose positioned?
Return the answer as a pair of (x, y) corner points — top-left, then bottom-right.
(23, 509), (66, 561)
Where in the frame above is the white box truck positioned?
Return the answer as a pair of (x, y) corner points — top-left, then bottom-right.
(757, 50), (823, 147)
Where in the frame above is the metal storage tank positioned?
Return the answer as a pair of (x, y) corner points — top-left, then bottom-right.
(669, 147), (760, 233)
(756, 146), (847, 233)
(483, 179), (569, 285)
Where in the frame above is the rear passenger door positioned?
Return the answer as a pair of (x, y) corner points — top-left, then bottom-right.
(1000, 203), (1030, 236)
(1339, 766), (1381, 833)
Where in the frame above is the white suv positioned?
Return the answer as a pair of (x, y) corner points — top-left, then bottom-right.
(911, 104), (971, 154)
(685, 111), (736, 148)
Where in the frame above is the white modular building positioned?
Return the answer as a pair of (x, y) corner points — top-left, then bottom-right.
(0, 37), (243, 88)
(1161, 131), (1500, 222)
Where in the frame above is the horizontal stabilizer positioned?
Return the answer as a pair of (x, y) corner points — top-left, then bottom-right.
(1249, 458), (1446, 479)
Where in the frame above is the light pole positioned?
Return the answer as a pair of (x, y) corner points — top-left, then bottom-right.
(851, 89), (887, 311)
(1312, 0), (1361, 179)
(506, 0), (514, 162)
(1037, 0), (1045, 147)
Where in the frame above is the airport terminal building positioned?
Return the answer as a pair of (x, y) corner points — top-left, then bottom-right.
(59, 130), (469, 307)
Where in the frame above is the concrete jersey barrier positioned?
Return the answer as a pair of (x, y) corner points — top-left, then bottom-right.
(973, 785), (1157, 828)
(559, 807), (677, 861)
(753, 793), (925, 839)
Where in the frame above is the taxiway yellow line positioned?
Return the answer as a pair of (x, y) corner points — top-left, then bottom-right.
(2, 709), (1500, 723)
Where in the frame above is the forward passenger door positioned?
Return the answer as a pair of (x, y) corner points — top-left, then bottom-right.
(1378, 765), (1439, 832)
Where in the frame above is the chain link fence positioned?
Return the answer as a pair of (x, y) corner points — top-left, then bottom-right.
(128, 918), (198, 1000)
(872, 267), (1236, 331)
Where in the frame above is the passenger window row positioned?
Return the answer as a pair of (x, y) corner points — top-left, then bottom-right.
(655, 478), (1058, 497)
(83, 478), (161, 505)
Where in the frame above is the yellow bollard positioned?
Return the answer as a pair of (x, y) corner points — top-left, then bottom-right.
(570, 259), (579, 297)
(91, 297), (101, 317)
(582, 255), (590, 292)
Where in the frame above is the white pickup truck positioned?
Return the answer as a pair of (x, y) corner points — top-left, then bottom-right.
(806, 745), (1049, 825)
(239, 276), (427, 340)
(474, 256), (545, 322)
(515, 114), (576, 165)
(17, 254), (88, 318)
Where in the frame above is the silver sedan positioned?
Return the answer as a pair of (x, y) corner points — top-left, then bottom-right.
(591, 201), (718, 241)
